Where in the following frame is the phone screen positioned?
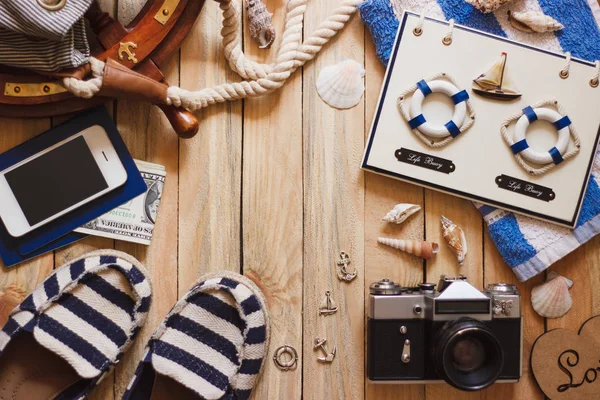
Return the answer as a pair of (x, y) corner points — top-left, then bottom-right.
(4, 136), (108, 226)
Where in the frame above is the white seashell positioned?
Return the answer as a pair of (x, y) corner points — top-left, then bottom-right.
(531, 271), (573, 318)
(316, 58), (365, 109)
(378, 237), (439, 260)
(465, 0), (513, 13)
(441, 215), (468, 265)
(382, 203), (421, 224)
(508, 10), (564, 33)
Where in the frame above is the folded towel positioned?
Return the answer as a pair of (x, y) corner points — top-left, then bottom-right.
(359, 0), (600, 281)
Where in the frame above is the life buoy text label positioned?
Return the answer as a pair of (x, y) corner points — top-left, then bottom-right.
(495, 174), (555, 202)
(395, 148), (455, 174)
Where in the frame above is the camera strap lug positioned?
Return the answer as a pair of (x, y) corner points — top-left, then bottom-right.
(402, 339), (411, 363)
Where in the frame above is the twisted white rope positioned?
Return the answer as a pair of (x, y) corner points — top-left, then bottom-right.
(443, 19), (454, 45)
(591, 60), (599, 87)
(559, 51), (571, 78)
(500, 99), (580, 176)
(397, 72), (476, 148)
(63, 0), (361, 111)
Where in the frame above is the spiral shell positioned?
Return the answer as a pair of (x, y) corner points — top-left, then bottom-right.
(465, 0), (513, 13)
(382, 203), (421, 224)
(0, 285), (26, 326)
(508, 10), (564, 33)
(531, 271), (573, 318)
(378, 237), (439, 260)
(441, 215), (468, 265)
(246, 0), (276, 49)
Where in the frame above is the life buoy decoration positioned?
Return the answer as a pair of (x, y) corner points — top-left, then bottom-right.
(501, 100), (580, 176)
(397, 73), (476, 148)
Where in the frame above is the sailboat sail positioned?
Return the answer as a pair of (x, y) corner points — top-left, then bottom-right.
(319, 291), (338, 315)
(472, 52), (522, 100)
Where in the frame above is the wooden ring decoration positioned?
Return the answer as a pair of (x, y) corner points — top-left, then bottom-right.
(513, 107), (571, 165)
(273, 345), (298, 371)
(0, 0), (206, 138)
(408, 79), (468, 139)
(502, 100), (580, 175)
(36, 0), (67, 11)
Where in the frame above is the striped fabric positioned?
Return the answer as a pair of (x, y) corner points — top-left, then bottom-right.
(0, 250), (152, 399)
(123, 271), (270, 400)
(0, 0), (93, 71)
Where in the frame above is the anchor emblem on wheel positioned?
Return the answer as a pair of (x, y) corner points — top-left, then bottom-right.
(118, 41), (139, 64)
(314, 337), (336, 363)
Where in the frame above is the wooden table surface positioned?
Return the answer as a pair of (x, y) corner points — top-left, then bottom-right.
(1, 0), (600, 399)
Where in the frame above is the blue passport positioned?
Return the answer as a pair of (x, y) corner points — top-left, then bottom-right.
(0, 107), (146, 267)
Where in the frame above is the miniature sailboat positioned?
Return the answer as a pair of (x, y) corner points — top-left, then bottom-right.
(319, 291), (338, 315)
(472, 52), (522, 101)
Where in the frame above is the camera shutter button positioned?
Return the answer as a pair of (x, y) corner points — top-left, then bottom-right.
(413, 305), (422, 315)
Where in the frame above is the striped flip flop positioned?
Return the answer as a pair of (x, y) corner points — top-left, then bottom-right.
(0, 250), (152, 400)
(122, 271), (270, 400)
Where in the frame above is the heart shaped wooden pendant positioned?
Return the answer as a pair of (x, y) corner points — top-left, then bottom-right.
(531, 316), (600, 399)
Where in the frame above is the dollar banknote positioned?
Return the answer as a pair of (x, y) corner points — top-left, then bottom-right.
(75, 160), (166, 245)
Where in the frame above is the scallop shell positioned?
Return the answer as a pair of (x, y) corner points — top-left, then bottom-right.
(508, 10), (564, 33)
(465, 0), (513, 13)
(378, 237), (439, 260)
(531, 271), (573, 318)
(382, 203), (421, 224)
(441, 215), (468, 265)
(0, 285), (26, 326)
(246, 0), (276, 49)
(316, 58), (365, 109)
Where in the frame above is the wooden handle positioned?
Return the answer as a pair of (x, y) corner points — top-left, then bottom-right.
(158, 105), (200, 139)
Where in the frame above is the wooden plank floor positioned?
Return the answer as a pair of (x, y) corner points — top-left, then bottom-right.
(1, 1), (599, 399)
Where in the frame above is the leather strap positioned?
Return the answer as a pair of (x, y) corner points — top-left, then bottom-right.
(98, 58), (168, 104)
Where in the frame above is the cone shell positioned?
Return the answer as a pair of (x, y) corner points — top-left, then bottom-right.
(441, 215), (468, 265)
(382, 203), (421, 224)
(465, 0), (513, 13)
(0, 285), (26, 327)
(378, 237), (439, 260)
(531, 271), (573, 318)
(508, 10), (564, 33)
(246, 0), (276, 49)
(316, 58), (365, 109)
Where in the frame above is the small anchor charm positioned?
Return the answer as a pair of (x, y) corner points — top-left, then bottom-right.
(314, 337), (336, 363)
(118, 41), (138, 64)
(336, 251), (357, 282)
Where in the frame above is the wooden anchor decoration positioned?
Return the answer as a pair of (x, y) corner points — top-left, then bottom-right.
(314, 337), (336, 363)
(0, 0), (206, 138)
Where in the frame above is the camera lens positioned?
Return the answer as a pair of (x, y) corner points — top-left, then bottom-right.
(433, 318), (504, 391)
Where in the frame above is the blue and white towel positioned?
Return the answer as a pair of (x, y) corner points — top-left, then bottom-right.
(359, 0), (600, 281)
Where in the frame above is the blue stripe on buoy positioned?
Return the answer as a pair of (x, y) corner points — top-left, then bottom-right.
(523, 106), (537, 123)
(445, 120), (461, 137)
(511, 139), (529, 154)
(416, 80), (432, 96)
(408, 114), (426, 129)
(554, 115), (572, 130)
(451, 90), (469, 104)
(549, 147), (564, 164)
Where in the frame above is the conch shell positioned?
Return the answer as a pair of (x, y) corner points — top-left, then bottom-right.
(508, 10), (564, 33)
(465, 0), (513, 13)
(378, 237), (439, 260)
(316, 58), (365, 109)
(382, 203), (421, 224)
(246, 0), (276, 49)
(531, 271), (573, 318)
(441, 216), (468, 265)
(0, 285), (26, 327)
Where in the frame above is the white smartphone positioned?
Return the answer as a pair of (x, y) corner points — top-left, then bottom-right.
(0, 125), (127, 237)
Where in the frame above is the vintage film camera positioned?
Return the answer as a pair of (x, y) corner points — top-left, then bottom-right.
(367, 275), (522, 391)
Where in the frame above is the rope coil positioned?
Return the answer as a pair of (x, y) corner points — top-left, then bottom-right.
(591, 60), (599, 87)
(442, 19), (454, 45)
(62, 0), (361, 111)
(559, 52), (571, 79)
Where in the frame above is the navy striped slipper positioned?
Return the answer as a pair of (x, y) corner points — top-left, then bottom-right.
(0, 250), (152, 400)
(122, 271), (270, 400)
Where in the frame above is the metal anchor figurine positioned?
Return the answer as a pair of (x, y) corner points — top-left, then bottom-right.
(314, 337), (336, 363)
(336, 251), (357, 282)
(118, 41), (138, 64)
